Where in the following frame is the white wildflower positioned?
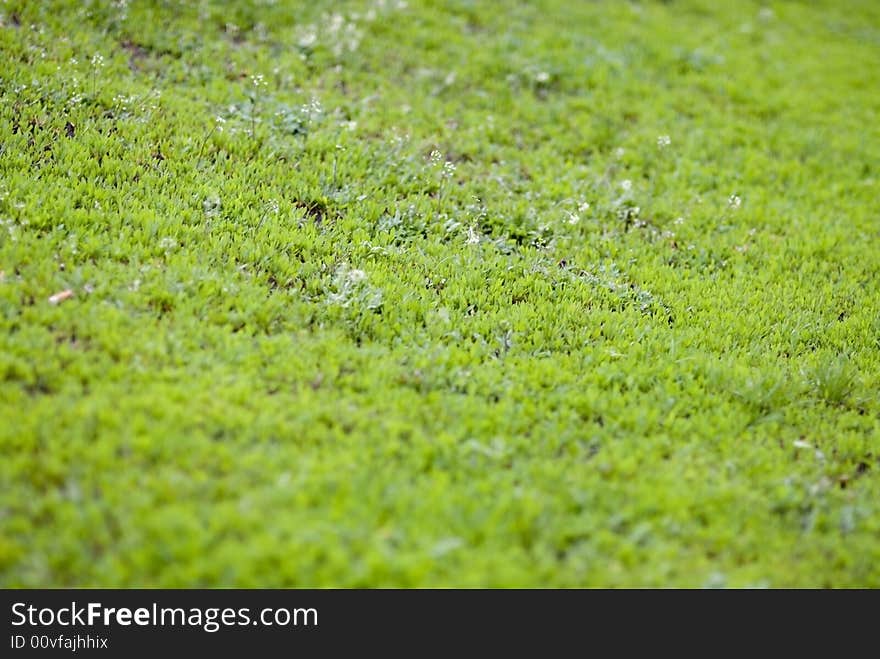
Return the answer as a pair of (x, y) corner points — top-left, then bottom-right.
(346, 268), (366, 283)
(298, 27), (318, 48)
(466, 225), (481, 245)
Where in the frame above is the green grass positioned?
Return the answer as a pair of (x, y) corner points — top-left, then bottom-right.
(1, 0), (879, 587)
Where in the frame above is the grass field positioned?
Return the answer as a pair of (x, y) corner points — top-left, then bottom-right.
(1, 0), (879, 587)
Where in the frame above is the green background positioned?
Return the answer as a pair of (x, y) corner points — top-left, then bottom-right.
(1, 0), (878, 586)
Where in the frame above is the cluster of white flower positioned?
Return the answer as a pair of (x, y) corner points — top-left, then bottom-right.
(301, 97), (323, 122)
(295, 12), (362, 57)
(112, 0), (129, 20)
(0, 217), (18, 243)
(326, 13), (361, 56)
(657, 134), (671, 148)
(327, 264), (382, 310)
(298, 27), (318, 49)
(374, 0), (408, 10)
(112, 94), (136, 107)
(466, 225), (481, 245)
(296, 0), (408, 57)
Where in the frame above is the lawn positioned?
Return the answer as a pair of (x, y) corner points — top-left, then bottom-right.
(1, 0), (878, 587)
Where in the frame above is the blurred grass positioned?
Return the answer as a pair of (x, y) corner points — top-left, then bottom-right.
(0, 0), (878, 586)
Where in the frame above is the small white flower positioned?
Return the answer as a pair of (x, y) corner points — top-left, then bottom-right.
(535, 71), (550, 83)
(298, 28), (318, 48)
(466, 225), (481, 245)
(90, 53), (104, 68)
(578, 201), (590, 213)
(657, 134), (671, 148)
(728, 194), (742, 209)
(620, 179), (632, 192)
(614, 147), (625, 159)
(327, 13), (344, 33)
(347, 269), (367, 283)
